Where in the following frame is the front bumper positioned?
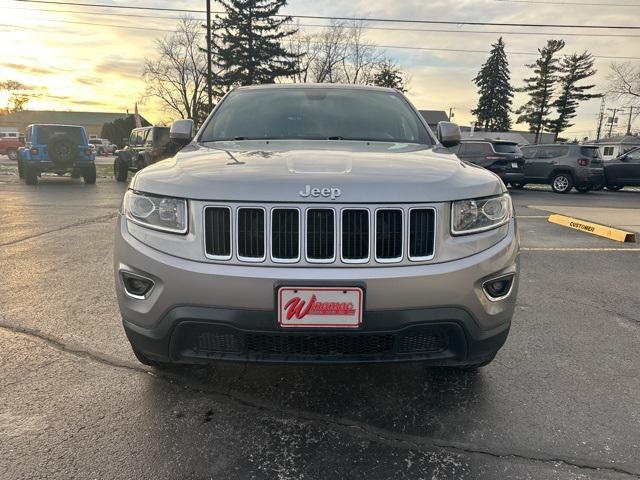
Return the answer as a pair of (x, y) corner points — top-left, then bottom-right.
(115, 215), (519, 365)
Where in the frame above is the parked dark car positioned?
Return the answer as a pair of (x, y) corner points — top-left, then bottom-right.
(517, 144), (604, 194)
(113, 126), (180, 182)
(17, 124), (95, 185)
(450, 139), (524, 185)
(604, 147), (640, 191)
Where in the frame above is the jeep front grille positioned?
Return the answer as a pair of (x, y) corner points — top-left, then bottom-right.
(203, 205), (436, 265)
(409, 208), (436, 260)
(271, 208), (300, 261)
(341, 209), (369, 262)
(306, 209), (335, 262)
(204, 207), (231, 259)
(375, 209), (403, 262)
(237, 208), (265, 261)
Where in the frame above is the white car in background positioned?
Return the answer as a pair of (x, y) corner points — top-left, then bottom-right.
(88, 138), (115, 155)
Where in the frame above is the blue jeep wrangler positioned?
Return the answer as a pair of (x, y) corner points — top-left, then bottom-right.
(18, 124), (96, 185)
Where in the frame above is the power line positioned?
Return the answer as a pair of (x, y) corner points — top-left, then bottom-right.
(495, 0), (640, 6)
(5, 5), (640, 37)
(6, 7), (640, 60)
(12, 0), (640, 30)
(6, 19), (640, 60)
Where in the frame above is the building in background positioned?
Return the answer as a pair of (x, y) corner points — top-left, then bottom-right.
(589, 134), (640, 161)
(418, 110), (450, 131)
(0, 111), (149, 138)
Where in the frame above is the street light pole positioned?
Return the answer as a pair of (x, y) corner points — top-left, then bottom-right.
(206, 0), (213, 111)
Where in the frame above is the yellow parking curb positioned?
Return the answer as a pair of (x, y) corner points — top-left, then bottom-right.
(548, 214), (636, 243)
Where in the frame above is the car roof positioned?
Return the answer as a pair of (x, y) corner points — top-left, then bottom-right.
(29, 124), (85, 129)
(461, 139), (519, 145)
(233, 83), (397, 93)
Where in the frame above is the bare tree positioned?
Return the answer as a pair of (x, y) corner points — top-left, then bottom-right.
(608, 62), (640, 107)
(285, 25), (321, 83)
(0, 80), (34, 114)
(143, 17), (209, 126)
(310, 22), (350, 83)
(286, 21), (386, 85)
(341, 21), (382, 85)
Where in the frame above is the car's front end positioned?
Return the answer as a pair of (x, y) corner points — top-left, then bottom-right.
(114, 85), (519, 368)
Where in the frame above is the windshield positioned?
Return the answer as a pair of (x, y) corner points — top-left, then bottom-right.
(200, 88), (432, 144)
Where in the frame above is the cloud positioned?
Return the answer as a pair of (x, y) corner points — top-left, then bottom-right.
(76, 76), (102, 86)
(94, 57), (142, 79)
(1, 63), (59, 75)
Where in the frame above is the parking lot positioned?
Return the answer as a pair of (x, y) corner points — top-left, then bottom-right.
(0, 160), (639, 479)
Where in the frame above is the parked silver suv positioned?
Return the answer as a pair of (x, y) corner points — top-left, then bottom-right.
(114, 84), (519, 369)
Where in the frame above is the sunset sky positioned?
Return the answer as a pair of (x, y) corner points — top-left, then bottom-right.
(2, 0), (639, 139)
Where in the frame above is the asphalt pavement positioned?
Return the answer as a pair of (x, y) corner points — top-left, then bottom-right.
(1, 166), (639, 479)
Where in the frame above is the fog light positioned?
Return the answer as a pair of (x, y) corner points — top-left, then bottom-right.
(121, 271), (154, 299)
(483, 274), (514, 301)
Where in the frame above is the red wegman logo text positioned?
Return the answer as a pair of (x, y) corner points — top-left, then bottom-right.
(284, 294), (356, 320)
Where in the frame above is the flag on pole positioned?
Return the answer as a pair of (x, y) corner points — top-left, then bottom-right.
(134, 103), (142, 128)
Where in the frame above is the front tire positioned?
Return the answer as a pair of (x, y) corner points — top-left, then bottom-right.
(114, 157), (128, 182)
(551, 173), (573, 194)
(7, 149), (18, 161)
(18, 159), (25, 179)
(83, 163), (96, 184)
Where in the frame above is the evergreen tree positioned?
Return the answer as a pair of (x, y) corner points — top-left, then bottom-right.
(516, 39), (565, 143)
(101, 115), (151, 148)
(372, 60), (408, 92)
(471, 37), (514, 131)
(214, 0), (299, 86)
(550, 51), (599, 139)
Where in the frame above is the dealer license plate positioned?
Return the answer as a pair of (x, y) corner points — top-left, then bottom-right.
(278, 287), (363, 328)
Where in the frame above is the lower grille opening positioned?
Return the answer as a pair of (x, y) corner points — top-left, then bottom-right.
(175, 325), (450, 359)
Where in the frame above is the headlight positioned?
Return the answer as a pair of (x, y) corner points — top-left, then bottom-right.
(451, 194), (511, 235)
(124, 190), (187, 234)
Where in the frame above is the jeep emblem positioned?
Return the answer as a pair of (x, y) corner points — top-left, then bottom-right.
(299, 185), (342, 200)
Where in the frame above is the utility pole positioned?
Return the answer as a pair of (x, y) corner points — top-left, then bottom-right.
(448, 107), (455, 123)
(595, 97), (605, 142)
(206, 0), (213, 111)
(627, 106), (634, 135)
(607, 108), (621, 138)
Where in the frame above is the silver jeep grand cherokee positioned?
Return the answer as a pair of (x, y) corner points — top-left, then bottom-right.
(115, 84), (519, 369)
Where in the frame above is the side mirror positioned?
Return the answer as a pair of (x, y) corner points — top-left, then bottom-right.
(619, 154), (628, 162)
(170, 119), (194, 146)
(437, 121), (461, 148)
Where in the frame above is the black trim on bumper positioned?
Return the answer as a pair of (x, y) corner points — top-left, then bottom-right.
(123, 306), (510, 365)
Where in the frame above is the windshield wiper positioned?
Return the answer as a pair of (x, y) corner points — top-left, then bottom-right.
(327, 136), (345, 140)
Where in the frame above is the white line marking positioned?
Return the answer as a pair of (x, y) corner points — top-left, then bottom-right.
(522, 247), (640, 251)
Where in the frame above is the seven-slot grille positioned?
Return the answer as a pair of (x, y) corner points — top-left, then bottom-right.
(204, 206), (436, 264)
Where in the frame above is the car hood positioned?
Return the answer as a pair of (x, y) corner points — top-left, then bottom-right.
(130, 140), (505, 202)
